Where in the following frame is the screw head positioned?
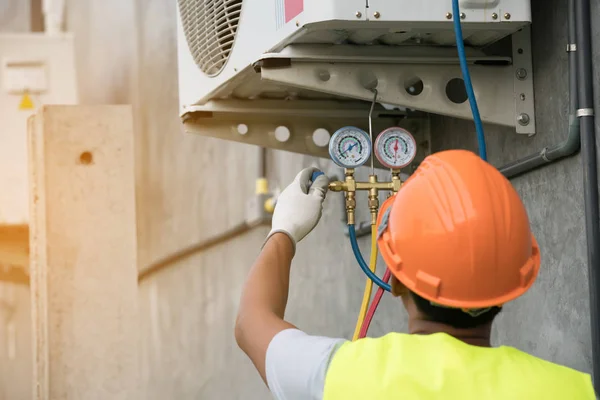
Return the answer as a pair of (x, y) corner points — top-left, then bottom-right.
(516, 68), (528, 80)
(492, 13), (498, 20)
(446, 12), (453, 19)
(504, 12), (511, 19)
(355, 11), (362, 18)
(460, 12), (466, 19)
(517, 113), (530, 126)
(373, 11), (381, 19)
(520, 93), (526, 101)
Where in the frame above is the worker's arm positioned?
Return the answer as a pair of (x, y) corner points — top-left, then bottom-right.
(235, 168), (329, 384)
(235, 233), (296, 383)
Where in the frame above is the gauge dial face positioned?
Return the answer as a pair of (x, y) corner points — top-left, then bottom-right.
(329, 126), (372, 168)
(374, 127), (417, 169)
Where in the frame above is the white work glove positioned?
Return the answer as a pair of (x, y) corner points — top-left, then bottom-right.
(266, 167), (329, 252)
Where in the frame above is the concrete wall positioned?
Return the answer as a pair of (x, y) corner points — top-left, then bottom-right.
(0, 0), (597, 398)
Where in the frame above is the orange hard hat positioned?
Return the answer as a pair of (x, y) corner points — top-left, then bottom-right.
(377, 150), (540, 309)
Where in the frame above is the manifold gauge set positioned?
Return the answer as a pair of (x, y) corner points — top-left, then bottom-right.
(328, 126), (417, 170)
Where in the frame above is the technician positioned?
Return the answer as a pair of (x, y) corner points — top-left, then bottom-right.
(235, 150), (596, 399)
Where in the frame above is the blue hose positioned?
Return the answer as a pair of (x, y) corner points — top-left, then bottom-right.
(348, 224), (391, 292)
(310, 171), (324, 184)
(451, 0), (488, 161)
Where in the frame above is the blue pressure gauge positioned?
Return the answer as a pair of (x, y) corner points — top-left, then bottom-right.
(328, 126), (372, 169)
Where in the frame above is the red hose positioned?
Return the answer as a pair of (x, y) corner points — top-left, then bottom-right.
(359, 269), (392, 339)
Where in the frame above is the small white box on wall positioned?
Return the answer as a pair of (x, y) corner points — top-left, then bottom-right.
(0, 33), (77, 226)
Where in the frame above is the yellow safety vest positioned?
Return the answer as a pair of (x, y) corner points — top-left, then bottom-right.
(323, 332), (595, 399)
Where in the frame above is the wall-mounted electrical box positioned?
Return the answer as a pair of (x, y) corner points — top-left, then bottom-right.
(3, 60), (48, 94)
(176, 0), (535, 162)
(0, 33), (77, 271)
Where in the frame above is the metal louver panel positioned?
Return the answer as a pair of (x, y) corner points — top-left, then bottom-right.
(178, 0), (242, 77)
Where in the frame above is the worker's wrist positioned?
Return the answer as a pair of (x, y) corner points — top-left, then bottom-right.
(263, 230), (296, 256)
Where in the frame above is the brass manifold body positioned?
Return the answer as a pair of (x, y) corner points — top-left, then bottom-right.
(328, 169), (402, 226)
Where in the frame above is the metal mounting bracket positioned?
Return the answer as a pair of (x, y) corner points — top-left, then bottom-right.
(512, 26), (536, 135)
(182, 99), (431, 169)
(256, 29), (535, 135)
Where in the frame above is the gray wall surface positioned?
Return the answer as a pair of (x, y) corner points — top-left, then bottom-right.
(0, 0), (598, 398)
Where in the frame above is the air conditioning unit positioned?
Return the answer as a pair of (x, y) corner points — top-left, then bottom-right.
(176, 0), (534, 161)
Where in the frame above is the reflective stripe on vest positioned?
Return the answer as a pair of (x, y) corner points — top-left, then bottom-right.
(323, 332), (595, 400)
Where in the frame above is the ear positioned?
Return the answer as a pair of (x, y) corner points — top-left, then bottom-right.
(390, 275), (407, 298)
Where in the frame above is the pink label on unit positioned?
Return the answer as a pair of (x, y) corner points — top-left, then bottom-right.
(284, 0), (303, 22)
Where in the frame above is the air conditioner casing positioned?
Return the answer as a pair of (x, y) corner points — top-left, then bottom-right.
(177, 0), (531, 113)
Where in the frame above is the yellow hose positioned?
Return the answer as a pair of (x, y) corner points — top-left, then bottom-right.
(352, 225), (378, 341)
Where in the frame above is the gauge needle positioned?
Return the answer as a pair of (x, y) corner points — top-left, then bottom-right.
(341, 142), (357, 156)
(393, 139), (399, 160)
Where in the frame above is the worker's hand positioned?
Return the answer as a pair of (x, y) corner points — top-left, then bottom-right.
(266, 167), (329, 252)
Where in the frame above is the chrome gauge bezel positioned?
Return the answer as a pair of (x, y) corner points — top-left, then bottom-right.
(374, 127), (417, 169)
(328, 126), (372, 169)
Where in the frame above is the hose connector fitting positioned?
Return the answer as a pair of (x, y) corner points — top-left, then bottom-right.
(329, 180), (347, 192)
(346, 191), (356, 225)
(368, 175), (379, 225)
(391, 170), (402, 193)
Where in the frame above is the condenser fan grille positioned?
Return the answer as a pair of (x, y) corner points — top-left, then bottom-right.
(178, 0), (242, 77)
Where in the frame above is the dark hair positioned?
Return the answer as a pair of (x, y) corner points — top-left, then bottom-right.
(411, 292), (502, 329)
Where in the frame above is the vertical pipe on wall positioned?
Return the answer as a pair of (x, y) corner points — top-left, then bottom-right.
(42, 0), (64, 34)
(568, 0), (579, 117)
(259, 147), (267, 178)
(30, 0), (44, 32)
(575, 0), (600, 389)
